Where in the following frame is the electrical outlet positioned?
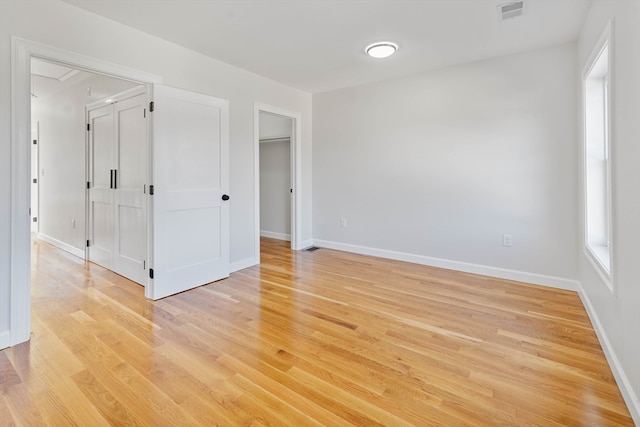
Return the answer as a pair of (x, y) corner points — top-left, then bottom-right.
(502, 234), (513, 247)
(340, 218), (347, 228)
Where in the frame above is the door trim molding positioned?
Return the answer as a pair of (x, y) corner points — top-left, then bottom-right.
(9, 36), (161, 346)
(254, 103), (303, 261)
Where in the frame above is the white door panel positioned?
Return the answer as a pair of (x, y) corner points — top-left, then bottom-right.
(91, 107), (114, 190)
(117, 96), (147, 189)
(89, 199), (112, 269)
(114, 203), (146, 280)
(113, 94), (147, 284)
(88, 104), (114, 269)
(149, 84), (229, 300)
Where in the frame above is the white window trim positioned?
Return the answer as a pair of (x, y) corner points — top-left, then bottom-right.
(581, 20), (615, 294)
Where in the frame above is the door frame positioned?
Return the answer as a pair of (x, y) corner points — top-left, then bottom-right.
(254, 103), (302, 261)
(9, 36), (161, 346)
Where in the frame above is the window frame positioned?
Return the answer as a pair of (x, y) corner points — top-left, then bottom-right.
(582, 20), (615, 293)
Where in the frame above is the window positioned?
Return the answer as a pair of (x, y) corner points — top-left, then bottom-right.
(583, 26), (612, 287)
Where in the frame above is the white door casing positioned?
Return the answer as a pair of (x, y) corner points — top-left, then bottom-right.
(254, 103), (303, 261)
(148, 84), (230, 300)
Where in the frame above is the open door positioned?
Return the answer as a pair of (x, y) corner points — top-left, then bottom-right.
(147, 85), (230, 300)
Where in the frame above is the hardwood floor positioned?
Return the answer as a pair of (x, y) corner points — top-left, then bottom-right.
(0, 237), (633, 426)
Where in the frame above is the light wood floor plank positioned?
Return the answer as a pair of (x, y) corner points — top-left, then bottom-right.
(0, 237), (634, 426)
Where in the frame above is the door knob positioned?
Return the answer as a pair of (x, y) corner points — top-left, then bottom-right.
(222, 194), (230, 201)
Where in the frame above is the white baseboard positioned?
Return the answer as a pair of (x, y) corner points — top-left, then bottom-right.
(260, 230), (291, 241)
(0, 330), (10, 350)
(578, 286), (640, 425)
(313, 239), (580, 291)
(301, 239), (314, 250)
(37, 233), (85, 259)
(230, 257), (258, 273)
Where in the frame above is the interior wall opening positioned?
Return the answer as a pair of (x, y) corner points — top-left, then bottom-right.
(30, 57), (146, 282)
(254, 103), (303, 262)
(258, 111), (293, 245)
(9, 38), (162, 346)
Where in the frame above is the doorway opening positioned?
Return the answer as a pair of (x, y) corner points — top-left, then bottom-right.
(254, 104), (302, 263)
(30, 57), (144, 270)
(10, 38), (161, 346)
(259, 112), (292, 242)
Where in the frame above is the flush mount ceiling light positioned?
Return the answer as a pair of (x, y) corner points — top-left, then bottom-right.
(365, 42), (398, 58)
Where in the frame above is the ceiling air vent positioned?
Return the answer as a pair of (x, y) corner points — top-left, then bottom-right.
(497, 1), (525, 21)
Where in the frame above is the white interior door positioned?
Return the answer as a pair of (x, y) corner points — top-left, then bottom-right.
(87, 88), (148, 286)
(113, 94), (148, 284)
(148, 84), (229, 300)
(88, 103), (115, 269)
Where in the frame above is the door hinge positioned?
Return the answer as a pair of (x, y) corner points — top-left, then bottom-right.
(149, 268), (154, 279)
(87, 181), (90, 189)
(33, 139), (37, 145)
(33, 217), (37, 222)
(149, 102), (154, 112)
(149, 185), (154, 195)
(290, 188), (293, 193)
(86, 240), (90, 247)
(144, 109), (146, 118)
(143, 260), (146, 270)
(86, 123), (90, 131)
(33, 178), (37, 184)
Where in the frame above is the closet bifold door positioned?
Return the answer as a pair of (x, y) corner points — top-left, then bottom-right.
(87, 102), (115, 270)
(112, 93), (147, 285)
(87, 88), (148, 286)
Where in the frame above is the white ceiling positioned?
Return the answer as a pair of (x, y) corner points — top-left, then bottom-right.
(31, 59), (80, 81)
(62, 0), (592, 93)
(30, 58), (140, 100)
(30, 58), (90, 99)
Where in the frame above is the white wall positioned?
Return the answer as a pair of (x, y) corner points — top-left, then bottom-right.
(260, 139), (291, 240)
(0, 0), (312, 347)
(313, 44), (578, 285)
(32, 73), (138, 254)
(577, 1), (640, 421)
